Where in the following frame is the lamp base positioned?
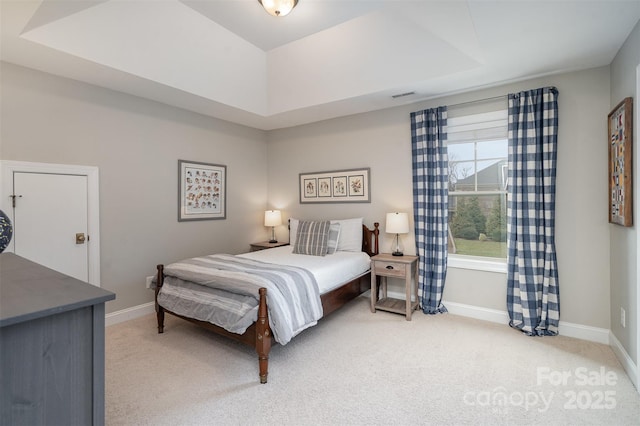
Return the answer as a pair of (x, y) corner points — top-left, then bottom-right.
(391, 251), (404, 256)
(268, 239), (278, 244)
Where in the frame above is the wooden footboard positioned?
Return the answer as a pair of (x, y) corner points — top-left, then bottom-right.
(154, 222), (379, 383)
(155, 263), (273, 382)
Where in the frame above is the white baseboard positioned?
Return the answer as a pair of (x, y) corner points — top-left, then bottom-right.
(609, 331), (639, 391)
(559, 320), (610, 345)
(105, 302), (155, 326)
(443, 300), (509, 325)
(441, 300), (610, 344)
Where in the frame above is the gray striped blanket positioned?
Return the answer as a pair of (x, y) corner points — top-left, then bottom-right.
(157, 254), (323, 345)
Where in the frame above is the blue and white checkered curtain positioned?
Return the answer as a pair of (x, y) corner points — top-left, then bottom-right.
(411, 107), (448, 314)
(507, 87), (560, 336)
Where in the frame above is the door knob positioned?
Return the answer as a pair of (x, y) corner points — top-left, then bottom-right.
(76, 233), (86, 244)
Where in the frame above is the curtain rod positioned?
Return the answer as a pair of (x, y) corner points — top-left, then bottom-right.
(446, 94), (507, 109)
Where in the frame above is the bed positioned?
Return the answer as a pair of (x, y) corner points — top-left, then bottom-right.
(154, 218), (380, 383)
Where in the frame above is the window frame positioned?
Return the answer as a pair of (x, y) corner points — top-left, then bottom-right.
(448, 254), (507, 274)
(446, 109), (508, 270)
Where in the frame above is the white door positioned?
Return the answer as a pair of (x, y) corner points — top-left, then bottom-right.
(12, 172), (89, 282)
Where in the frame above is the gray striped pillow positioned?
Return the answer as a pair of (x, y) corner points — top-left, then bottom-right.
(293, 220), (330, 256)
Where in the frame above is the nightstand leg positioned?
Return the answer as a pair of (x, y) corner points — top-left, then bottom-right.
(405, 269), (411, 321)
(414, 262), (419, 314)
(381, 276), (387, 299)
(370, 271), (377, 313)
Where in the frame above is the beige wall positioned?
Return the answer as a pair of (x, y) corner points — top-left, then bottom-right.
(0, 60), (622, 333)
(267, 66), (612, 328)
(610, 19), (640, 363)
(0, 62), (269, 313)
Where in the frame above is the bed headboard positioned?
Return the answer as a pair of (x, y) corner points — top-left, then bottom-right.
(362, 222), (380, 257)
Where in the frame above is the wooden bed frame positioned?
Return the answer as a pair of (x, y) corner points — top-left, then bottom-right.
(154, 222), (379, 384)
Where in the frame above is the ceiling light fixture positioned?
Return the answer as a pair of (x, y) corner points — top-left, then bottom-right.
(258, 0), (298, 17)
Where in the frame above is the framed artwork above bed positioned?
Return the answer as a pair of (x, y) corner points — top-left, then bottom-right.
(178, 160), (226, 221)
(299, 168), (370, 204)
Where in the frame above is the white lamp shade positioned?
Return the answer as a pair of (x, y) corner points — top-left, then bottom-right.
(264, 210), (282, 227)
(386, 212), (409, 234)
(258, 0), (298, 17)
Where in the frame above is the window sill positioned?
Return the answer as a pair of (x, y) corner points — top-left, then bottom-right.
(448, 255), (507, 274)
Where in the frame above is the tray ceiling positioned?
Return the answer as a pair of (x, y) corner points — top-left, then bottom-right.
(2, 0), (639, 130)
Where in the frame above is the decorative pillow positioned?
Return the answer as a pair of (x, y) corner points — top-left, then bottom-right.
(292, 220), (330, 256)
(332, 217), (363, 252)
(289, 218), (299, 243)
(325, 222), (341, 255)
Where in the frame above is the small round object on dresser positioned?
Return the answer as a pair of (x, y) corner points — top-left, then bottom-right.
(0, 210), (13, 253)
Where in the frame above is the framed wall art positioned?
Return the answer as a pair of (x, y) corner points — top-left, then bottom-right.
(608, 97), (633, 227)
(178, 160), (226, 221)
(299, 168), (370, 204)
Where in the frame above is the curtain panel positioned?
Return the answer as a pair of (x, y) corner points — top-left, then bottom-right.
(506, 87), (560, 336)
(410, 107), (449, 314)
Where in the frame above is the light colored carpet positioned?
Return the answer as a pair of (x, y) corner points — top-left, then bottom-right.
(106, 295), (640, 425)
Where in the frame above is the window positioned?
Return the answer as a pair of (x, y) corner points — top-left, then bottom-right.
(447, 110), (508, 265)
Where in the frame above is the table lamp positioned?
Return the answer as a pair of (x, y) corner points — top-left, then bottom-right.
(386, 212), (409, 256)
(264, 210), (282, 243)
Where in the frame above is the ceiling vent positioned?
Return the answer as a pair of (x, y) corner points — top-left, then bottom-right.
(391, 91), (416, 99)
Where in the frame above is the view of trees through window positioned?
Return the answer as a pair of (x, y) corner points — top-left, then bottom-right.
(447, 139), (508, 259)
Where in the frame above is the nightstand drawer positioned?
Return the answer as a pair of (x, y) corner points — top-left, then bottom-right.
(374, 261), (406, 278)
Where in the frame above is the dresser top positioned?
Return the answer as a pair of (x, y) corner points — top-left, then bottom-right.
(0, 253), (115, 327)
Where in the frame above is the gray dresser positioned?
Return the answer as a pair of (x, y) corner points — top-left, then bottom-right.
(0, 253), (115, 425)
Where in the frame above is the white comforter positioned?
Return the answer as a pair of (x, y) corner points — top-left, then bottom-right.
(239, 246), (371, 294)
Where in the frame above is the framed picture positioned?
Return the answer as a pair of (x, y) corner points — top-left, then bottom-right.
(178, 160), (226, 221)
(333, 176), (347, 197)
(300, 168), (370, 204)
(318, 177), (331, 197)
(302, 178), (317, 198)
(608, 98), (633, 227)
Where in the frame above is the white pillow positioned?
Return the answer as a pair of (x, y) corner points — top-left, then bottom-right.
(331, 217), (363, 252)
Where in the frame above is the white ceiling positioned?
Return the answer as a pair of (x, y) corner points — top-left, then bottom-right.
(2, 0), (640, 130)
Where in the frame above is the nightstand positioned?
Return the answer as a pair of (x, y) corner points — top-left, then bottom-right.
(249, 241), (289, 252)
(370, 253), (419, 320)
